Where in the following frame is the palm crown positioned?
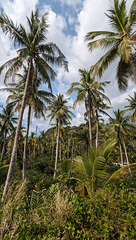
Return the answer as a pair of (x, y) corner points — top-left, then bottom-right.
(0, 9), (68, 88)
(85, 0), (136, 91)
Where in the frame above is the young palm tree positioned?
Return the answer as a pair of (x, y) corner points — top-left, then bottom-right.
(0, 9), (68, 200)
(0, 104), (17, 163)
(47, 94), (74, 178)
(67, 68), (109, 146)
(109, 109), (136, 166)
(73, 140), (116, 196)
(125, 92), (136, 122)
(85, 0), (136, 91)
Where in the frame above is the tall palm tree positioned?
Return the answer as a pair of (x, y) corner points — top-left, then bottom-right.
(47, 94), (74, 178)
(1, 73), (53, 180)
(67, 68), (109, 146)
(109, 109), (136, 166)
(94, 98), (111, 148)
(85, 0), (136, 91)
(0, 104), (17, 163)
(125, 92), (136, 122)
(0, 9), (68, 200)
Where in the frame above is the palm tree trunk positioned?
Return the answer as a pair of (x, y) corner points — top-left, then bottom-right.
(88, 96), (93, 147)
(67, 137), (70, 159)
(33, 125), (38, 158)
(72, 143), (74, 164)
(52, 133), (54, 161)
(0, 131), (7, 163)
(119, 142), (124, 167)
(130, 54), (136, 82)
(42, 143), (44, 157)
(95, 109), (99, 149)
(22, 105), (31, 180)
(59, 139), (61, 161)
(123, 139), (131, 173)
(54, 119), (60, 178)
(2, 59), (32, 202)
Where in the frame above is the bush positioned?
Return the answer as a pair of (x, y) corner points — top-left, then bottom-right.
(0, 182), (136, 239)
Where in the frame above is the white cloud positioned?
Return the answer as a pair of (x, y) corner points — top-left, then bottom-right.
(0, 0), (38, 25)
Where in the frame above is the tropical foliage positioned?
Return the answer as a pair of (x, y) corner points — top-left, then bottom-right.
(0, 1), (136, 239)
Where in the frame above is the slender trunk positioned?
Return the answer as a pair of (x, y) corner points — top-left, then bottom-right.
(1, 131), (7, 162)
(67, 137), (70, 159)
(2, 59), (32, 202)
(88, 95), (93, 147)
(130, 54), (136, 83)
(29, 147), (31, 158)
(87, 143), (89, 156)
(95, 109), (99, 149)
(52, 133), (54, 161)
(54, 119), (60, 178)
(119, 142), (124, 167)
(59, 138), (61, 161)
(22, 105), (31, 180)
(123, 139), (131, 173)
(41, 143), (44, 157)
(33, 125), (38, 158)
(71, 142), (74, 164)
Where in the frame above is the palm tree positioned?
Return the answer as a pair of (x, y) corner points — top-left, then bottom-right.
(67, 68), (109, 146)
(47, 94), (74, 178)
(125, 92), (136, 122)
(0, 104), (17, 163)
(85, 0), (136, 91)
(94, 98), (111, 148)
(109, 109), (136, 166)
(72, 140), (116, 196)
(1, 72), (53, 180)
(0, 9), (68, 200)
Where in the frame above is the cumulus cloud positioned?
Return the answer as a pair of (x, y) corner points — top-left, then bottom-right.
(0, 0), (38, 25)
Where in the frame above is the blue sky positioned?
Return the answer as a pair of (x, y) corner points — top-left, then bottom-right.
(0, 0), (135, 134)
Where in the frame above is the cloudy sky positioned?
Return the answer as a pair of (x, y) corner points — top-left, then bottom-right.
(0, 0), (135, 133)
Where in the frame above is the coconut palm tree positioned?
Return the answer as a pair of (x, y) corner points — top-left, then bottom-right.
(0, 104), (17, 163)
(125, 92), (136, 122)
(73, 140), (116, 196)
(1, 72), (53, 180)
(0, 9), (68, 200)
(47, 94), (74, 178)
(109, 109), (136, 166)
(67, 68), (110, 146)
(85, 0), (136, 91)
(94, 98), (111, 148)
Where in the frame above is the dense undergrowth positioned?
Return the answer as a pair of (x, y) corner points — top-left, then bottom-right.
(0, 180), (136, 240)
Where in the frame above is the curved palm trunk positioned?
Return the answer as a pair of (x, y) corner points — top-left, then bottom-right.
(22, 105), (31, 180)
(2, 60), (32, 201)
(54, 119), (60, 178)
(0, 131), (7, 163)
(95, 109), (99, 149)
(130, 54), (136, 83)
